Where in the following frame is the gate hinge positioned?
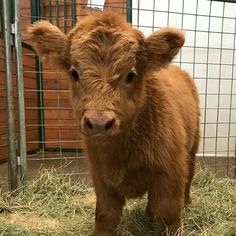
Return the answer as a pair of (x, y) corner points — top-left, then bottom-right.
(16, 140), (21, 166)
(10, 23), (15, 46)
(11, 23), (15, 34)
(17, 155), (22, 166)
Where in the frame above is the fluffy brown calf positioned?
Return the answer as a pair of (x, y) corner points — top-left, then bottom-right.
(28, 12), (200, 235)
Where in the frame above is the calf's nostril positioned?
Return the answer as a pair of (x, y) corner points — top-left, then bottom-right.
(105, 118), (115, 130)
(84, 117), (93, 130)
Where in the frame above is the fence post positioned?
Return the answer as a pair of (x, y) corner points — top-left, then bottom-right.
(30, 0), (46, 152)
(71, 0), (76, 27)
(14, 0), (28, 186)
(2, 0), (18, 190)
(126, 0), (132, 23)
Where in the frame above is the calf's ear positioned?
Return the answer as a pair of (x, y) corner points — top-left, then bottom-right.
(27, 21), (70, 71)
(137, 28), (184, 72)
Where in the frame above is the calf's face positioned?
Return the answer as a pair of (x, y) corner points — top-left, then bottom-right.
(28, 14), (184, 139)
(69, 28), (145, 137)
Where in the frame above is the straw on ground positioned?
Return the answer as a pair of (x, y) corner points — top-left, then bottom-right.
(0, 169), (235, 236)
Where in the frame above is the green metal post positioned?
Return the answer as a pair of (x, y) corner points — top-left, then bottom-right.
(30, 0), (38, 22)
(49, 0), (52, 22)
(40, 0), (44, 18)
(126, 0), (132, 23)
(56, 0), (59, 26)
(71, 0), (76, 27)
(64, 0), (67, 33)
(30, 0), (45, 151)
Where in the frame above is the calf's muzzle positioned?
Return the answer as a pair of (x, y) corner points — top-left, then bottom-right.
(81, 110), (118, 137)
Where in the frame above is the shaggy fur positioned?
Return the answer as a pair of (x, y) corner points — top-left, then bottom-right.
(28, 12), (200, 236)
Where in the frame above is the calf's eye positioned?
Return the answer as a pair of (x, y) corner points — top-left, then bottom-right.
(69, 68), (80, 82)
(126, 72), (135, 83)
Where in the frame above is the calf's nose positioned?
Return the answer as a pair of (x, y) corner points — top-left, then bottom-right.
(82, 111), (117, 136)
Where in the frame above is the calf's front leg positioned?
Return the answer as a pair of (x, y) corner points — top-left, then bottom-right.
(93, 181), (125, 236)
(147, 173), (185, 236)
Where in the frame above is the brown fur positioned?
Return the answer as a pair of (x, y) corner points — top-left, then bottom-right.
(28, 12), (200, 236)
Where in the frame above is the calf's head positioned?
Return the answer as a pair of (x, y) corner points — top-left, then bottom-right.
(28, 12), (184, 139)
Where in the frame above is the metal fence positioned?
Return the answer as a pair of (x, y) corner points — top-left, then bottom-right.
(131, 0), (236, 177)
(0, 0), (235, 191)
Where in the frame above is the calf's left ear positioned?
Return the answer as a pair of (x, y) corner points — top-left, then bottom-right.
(137, 28), (185, 72)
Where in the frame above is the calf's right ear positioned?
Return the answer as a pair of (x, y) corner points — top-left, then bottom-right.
(27, 21), (70, 71)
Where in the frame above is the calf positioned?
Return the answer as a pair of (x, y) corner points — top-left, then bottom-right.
(28, 12), (200, 235)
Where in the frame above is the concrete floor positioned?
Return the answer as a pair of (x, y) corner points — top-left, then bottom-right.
(0, 153), (235, 193)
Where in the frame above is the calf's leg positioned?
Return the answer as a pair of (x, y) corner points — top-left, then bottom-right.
(184, 154), (195, 205)
(147, 173), (185, 236)
(93, 181), (125, 236)
(185, 127), (199, 204)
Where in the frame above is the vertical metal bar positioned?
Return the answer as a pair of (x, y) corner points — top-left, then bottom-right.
(36, 59), (45, 152)
(64, 0), (67, 33)
(9, 0), (15, 24)
(179, 0), (185, 69)
(56, 0), (59, 27)
(214, 2), (225, 175)
(126, 0), (132, 23)
(40, 0), (44, 18)
(14, 0), (28, 185)
(202, 1), (213, 164)
(167, 0), (170, 26)
(37, 0), (45, 153)
(137, 0), (140, 29)
(122, 0), (125, 15)
(228, 19), (236, 178)
(192, 0), (199, 79)
(2, 0), (18, 190)
(71, 0), (76, 27)
(235, 141), (236, 178)
(36, 0), (41, 21)
(30, 0), (45, 152)
(30, 0), (38, 23)
(49, 0), (52, 23)
(151, 0), (155, 32)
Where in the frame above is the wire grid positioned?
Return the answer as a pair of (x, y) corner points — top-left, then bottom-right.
(131, 0), (236, 177)
(1, 0), (235, 187)
(20, 0), (128, 181)
(22, 0), (236, 179)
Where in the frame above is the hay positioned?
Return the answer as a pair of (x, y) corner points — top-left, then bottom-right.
(0, 169), (235, 236)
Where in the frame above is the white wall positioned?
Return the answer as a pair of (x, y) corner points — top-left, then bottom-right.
(132, 0), (236, 156)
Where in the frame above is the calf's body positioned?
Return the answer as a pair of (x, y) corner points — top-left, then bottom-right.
(28, 12), (200, 235)
(88, 65), (199, 235)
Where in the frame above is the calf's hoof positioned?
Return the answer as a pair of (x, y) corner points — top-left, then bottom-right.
(184, 195), (192, 205)
(94, 229), (114, 236)
(161, 227), (182, 236)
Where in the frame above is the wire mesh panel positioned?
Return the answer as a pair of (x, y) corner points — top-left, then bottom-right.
(1, 0), (235, 191)
(19, 0), (128, 182)
(132, 0), (236, 177)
